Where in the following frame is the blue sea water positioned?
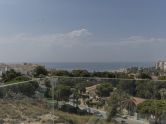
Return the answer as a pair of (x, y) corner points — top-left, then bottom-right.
(43, 62), (154, 72)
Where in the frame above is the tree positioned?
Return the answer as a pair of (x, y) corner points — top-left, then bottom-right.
(135, 80), (165, 99)
(106, 89), (131, 121)
(52, 85), (72, 102)
(137, 72), (151, 79)
(122, 97), (136, 115)
(7, 81), (39, 97)
(50, 70), (71, 76)
(92, 71), (115, 78)
(44, 79), (52, 98)
(7, 76), (31, 83)
(96, 83), (113, 97)
(107, 90), (120, 122)
(159, 88), (166, 99)
(118, 80), (136, 96)
(115, 72), (132, 79)
(18, 81), (39, 97)
(71, 88), (80, 107)
(75, 83), (86, 93)
(33, 66), (48, 77)
(2, 69), (21, 82)
(158, 76), (166, 80)
(137, 100), (166, 124)
(71, 70), (90, 77)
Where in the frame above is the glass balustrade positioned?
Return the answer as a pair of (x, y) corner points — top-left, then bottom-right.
(0, 77), (165, 124)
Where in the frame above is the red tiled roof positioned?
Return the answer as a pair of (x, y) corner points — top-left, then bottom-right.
(132, 97), (145, 105)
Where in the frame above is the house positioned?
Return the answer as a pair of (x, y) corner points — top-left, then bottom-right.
(9, 63), (39, 75)
(69, 94), (78, 107)
(132, 97), (145, 106)
(0, 63), (39, 76)
(122, 97), (150, 122)
(85, 84), (100, 99)
(0, 64), (8, 76)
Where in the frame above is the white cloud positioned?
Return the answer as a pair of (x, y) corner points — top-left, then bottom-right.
(0, 28), (92, 47)
(67, 29), (92, 38)
(1, 30), (164, 48)
(123, 36), (166, 44)
(0, 28), (93, 62)
(91, 36), (166, 47)
(0, 31), (166, 62)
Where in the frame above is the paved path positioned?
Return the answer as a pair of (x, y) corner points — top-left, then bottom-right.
(114, 117), (149, 124)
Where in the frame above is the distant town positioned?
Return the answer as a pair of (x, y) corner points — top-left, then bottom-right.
(0, 60), (166, 80)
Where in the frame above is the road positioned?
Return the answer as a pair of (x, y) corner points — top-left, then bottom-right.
(79, 105), (107, 118)
(114, 117), (149, 124)
(79, 105), (149, 124)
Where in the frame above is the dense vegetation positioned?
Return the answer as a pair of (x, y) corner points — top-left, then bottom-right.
(50, 69), (134, 79)
(43, 77), (166, 100)
(0, 66), (166, 123)
(137, 100), (166, 123)
(2, 67), (166, 100)
(2, 69), (22, 82)
(1, 69), (39, 98)
(96, 83), (113, 97)
(33, 65), (48, 77)
(109, 79), (166, 99)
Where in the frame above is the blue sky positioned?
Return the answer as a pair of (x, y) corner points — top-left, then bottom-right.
(0, 0), (166, 62)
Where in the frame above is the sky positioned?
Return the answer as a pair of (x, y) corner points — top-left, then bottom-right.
(0, 0), (166, 63)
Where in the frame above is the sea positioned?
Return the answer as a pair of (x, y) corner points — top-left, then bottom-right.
(43, 62), (154, 72)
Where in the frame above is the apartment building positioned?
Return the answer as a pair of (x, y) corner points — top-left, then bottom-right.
(155, 60), (166, 71)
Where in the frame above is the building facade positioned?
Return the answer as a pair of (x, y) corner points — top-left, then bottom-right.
(0, 63), (39, 76)
(155, 61), (166, 71)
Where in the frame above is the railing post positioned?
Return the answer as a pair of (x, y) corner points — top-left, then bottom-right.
(50, 77), (58, 124)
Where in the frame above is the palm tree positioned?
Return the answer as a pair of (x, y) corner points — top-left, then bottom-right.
(122, 97), (136, 115)
(106, 89), (136, 121)
(71, 88), (80, 107)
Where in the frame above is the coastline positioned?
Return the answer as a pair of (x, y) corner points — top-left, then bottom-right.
(42, 62), (154, 72)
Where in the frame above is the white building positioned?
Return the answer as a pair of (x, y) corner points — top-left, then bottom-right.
(155, 60), (166, 71)
(0, 63), (39, 76)
(0, 64), (9, 76)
